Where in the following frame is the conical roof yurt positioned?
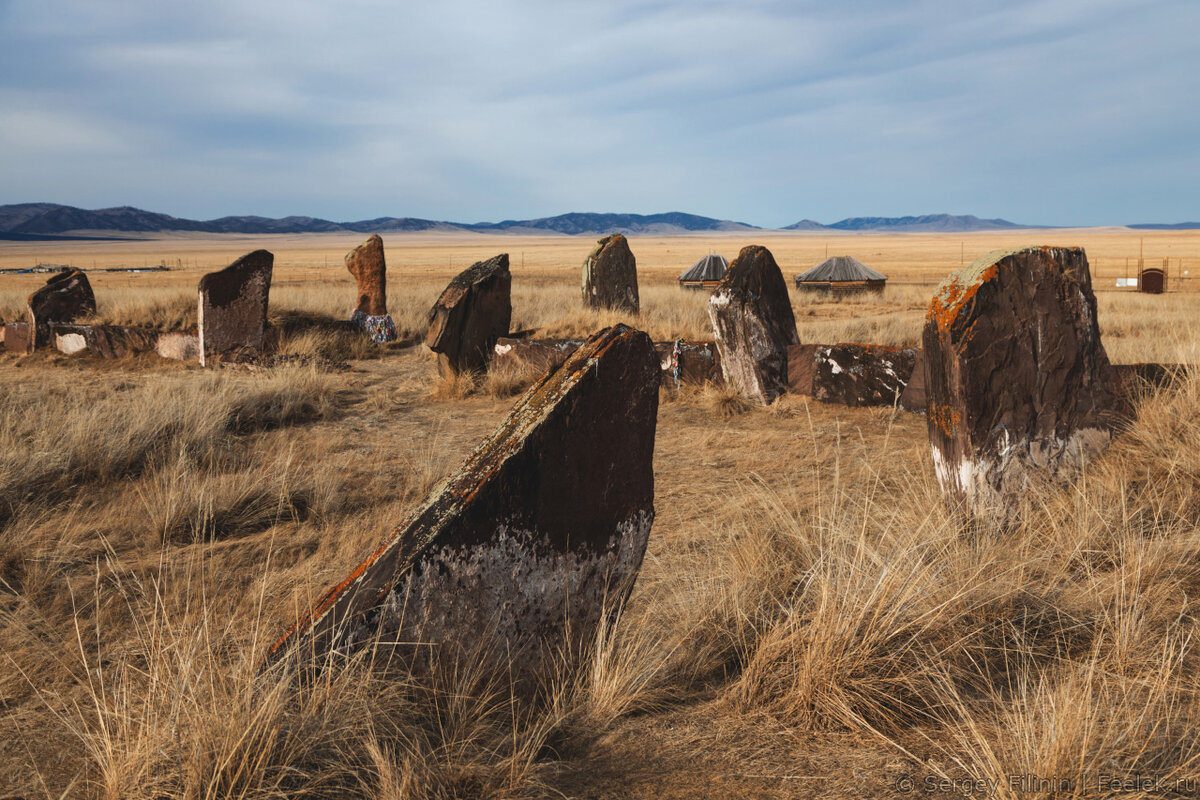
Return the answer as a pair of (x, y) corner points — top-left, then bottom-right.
(794, 256), (887, 294)
(678, 254), (728, 289)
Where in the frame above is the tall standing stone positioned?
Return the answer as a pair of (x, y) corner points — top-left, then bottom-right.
(426, 254), (512, 377)
(582, 234), (639, 313)
(197, 250), (273, 367)
(267, 324), (660, 677)
(345, 234), (397, 343)
(708, 245), (800, 405)
(924, 247), (1125, 517)
(26, 269), (96, 349)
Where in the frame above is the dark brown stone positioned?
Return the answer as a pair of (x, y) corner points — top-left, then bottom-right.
(198, 250), (273, 367)
(491, 337), (584, 376)
(654, 340), (722, 386)
(345, 234), (389, 316)
(899, 349), (927, 413)
(924, 247), (1126, 516)
(51, 324), (159, 358)
(426, 254), (512, 376)
(786, 344), (823, 395)
(812, 344), (917, 408)
(707, 245), (800, 405)
(582, 234), (639, 313)
(0, 323), (32, 355)
(267, 324), (660, 677)
(26, 269), (96, 348)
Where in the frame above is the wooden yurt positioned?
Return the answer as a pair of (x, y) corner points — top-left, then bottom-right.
(794, 256), (887, 295)
(678, 254), (728, 289)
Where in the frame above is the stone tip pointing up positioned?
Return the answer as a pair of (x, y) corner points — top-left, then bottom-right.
(345, 234), (398, 343)
(26, 269), (96, 349)
(197, 249), (273, 366)
(708, 245), (800, 405)
(582, 233), (639, 313)
(426, 253), (512, 376)
(923, 246), (1126, 517)
(267, 323), (661, 677)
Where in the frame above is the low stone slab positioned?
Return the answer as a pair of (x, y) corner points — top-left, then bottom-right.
(51, 324), (159, 359)
(267, 324), (660, 677)
(582, 234), (639, 313)
(786, 344), (822, 395)
(899, 349), (927, 413)
(493, 337), (721, 387)
(924, 246), (1125, 516)
(812, 344), (917, 407)
(492, 337), (584, 376)
(198, 250), (273, 367)
(655, 340), (722, 386)
(708, 245), (800, 405)
(0, 323), (32, 355)
(426, 254), (512, 376)
(155, 332), (201, 362)
(27, 269), (96, 349)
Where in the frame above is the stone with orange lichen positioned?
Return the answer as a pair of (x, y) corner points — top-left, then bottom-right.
(923, 246), (1126, 518)
(266, 324), (660, 681)
(345, 234), (389, 316)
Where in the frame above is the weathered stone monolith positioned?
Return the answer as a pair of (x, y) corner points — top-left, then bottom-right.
(812, 344), (917, 407)
(582, 234), (639, 313)
(267, 324), (660, 678)
(0, 323), (32, 355)
(345, 234), (397, 343)
(198, 250), (273, 367)
(426, 254), (512, 376)
(924, 247), (1125, 517)
(26, 269), (96, 348)
(708, 245), (800, 405)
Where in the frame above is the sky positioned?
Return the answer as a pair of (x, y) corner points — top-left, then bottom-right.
(0, 0), (1197, 227)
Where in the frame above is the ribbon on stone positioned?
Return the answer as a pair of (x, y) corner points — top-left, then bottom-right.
(350, 309), (398, 343)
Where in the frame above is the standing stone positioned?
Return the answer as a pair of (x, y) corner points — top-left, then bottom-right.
(708, 245), (800, 405)
(582, 234), (639, 313)
(26, 269), (96, 349)
(426, 254), (512, 377)
(345, 234), (397, 343)
(0, 323), (32, 355)
(924, 247), (1125, 517)
(812, 344), (917, 407)
(267, 324), (660, 677)
(197, 250), (273, 367)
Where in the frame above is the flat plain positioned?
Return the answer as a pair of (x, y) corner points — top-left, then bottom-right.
(3, 228), (1200, 799)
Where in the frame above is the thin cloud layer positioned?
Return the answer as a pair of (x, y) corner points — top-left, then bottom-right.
(0, 0), (1196, 226)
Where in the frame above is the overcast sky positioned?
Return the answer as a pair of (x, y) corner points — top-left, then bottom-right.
(0, 0), (1196, 227)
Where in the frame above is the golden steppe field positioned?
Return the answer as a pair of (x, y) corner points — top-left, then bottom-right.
(3, 228), (1200, 799)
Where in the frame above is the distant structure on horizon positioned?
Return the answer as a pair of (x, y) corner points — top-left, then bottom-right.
(678, 253), (728, 289)
(794, 256), (887, 295)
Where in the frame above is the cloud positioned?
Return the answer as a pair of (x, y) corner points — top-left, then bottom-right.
(0, 0), (1196, 225)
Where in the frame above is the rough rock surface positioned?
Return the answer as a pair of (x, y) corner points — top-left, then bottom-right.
(345, 234), (389, 316)
(786, 344), (822, 395)
(26, 269), (96, 348)
(426, 254), (512, 376)
(899, 349), (927, 413)
(492, 337), (584, 376)
(708, 245), (800, 404)
(198, 250), (273, 367)
(924, 246), (1125, 516)
(654, 340), (722, 386)
(156, 332), (201, 362)
(0, 323), (32, 355)
(50, 324), (159, 359)
(582, 234), (639, 313)
(812, 344), (917, 407)
(268, 324), (660, 677)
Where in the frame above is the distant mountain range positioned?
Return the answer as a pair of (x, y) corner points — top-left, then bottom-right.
(1, 204), (1194, 239)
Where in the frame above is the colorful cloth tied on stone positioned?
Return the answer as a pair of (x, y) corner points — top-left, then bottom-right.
(351, 309), (398, 343)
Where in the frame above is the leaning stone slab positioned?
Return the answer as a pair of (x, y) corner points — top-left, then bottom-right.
(426, 254), (512, 376)
(924, 247), (1125, 516)
(267, 324), (660, 677)
(708, 245), (800, 405)
(0, 322), (32, 355)
(582, 234), (639, 313)
(27, 269), (96, 349)
(155, 332), (201, 362)
(198, 250), (273, 367)
(50, 324), (159, 359)
(346, 234), (397, 343)
(812, 344), (917, 407)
